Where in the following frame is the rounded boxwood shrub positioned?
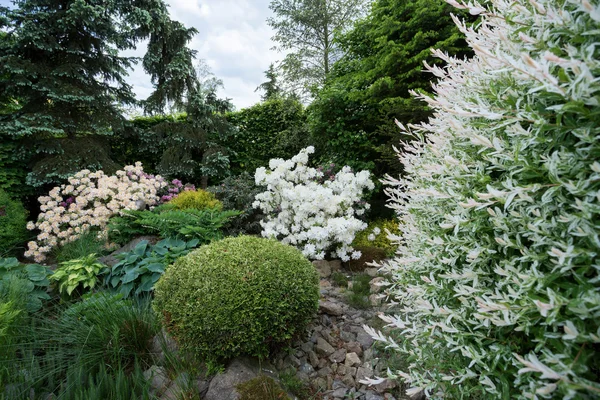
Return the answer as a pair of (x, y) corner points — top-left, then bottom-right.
(0, 190), (29, 257)
(153, 236), (319, 361)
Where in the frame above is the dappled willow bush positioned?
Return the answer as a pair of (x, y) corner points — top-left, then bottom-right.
(365, 0), (600, 399)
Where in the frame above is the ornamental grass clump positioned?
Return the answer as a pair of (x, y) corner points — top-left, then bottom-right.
(253, 147), (374, 261)
(25, 163), (166, 262)
(364, 0), (600, 398)
(153, 236), (319, 361)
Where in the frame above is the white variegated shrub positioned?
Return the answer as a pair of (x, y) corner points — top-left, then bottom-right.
(364, 0), (600, 398)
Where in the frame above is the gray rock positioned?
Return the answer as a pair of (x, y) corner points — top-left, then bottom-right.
(337, 364), (347, 375)
(301, 341), (314, 353)
(374, 379), (397, 393)
(299, 362), (315, 374)
(328, 259), (342, 272)
(364, 267), (379, 277)
(196, 379), (210, 398)
(410, 390), (427, 400)
(346, 341), (363, 356)
(356, 328), (375, 349)
(356, 366), (374, 385)
(204, 357), (259, 400)
(151, 329), (179, 363)
(345, 352), (361, 367)
(341, 373), (355, 388)
(317, 366), (333, 377)
(143, 366), (170, 394)
(320, 300), (344, 316)
(365, 390), (385, 400)
(322, 329), (338, 346)
(384, 394), (397, 400)
(332, 379), (345, 390)
(332, 387), (348, 398)
(307, 350), (320, 368)
(329, 348), (347, 363)
(369, 277), (385, 294)
(363, 348), (374, 362)
(316, 337), (335, 356)
(369, 294), (383, 306)
(340, 329), (356, 342)
(312, 377), (328, 391)
(313, 260), (332, 278)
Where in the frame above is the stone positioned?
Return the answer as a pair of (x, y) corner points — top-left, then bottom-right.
(356, 366), (374, 384)
(332, 379), (345, 390)
(364, 267), (379, 277)
(341, 374), (355, 388)
(369, 277), (385, 293)
(384, 394), (397, 400)
(363, 348), (374, 362)
(312, 377), (328, 391)
(340, 330), (356, 342)
(317, 366), (333, 377)
(410, 391), (427, 400)
(301, 341), (314, 353)
(144, 366), (170, 394)
(316, 337), (335, 356)
(374, 379), (397, 393)
(320, 300), (343, 316)
(285, 354), (301, 368)
(307, 350), (320, 367)
(365, 390), (385, 400)
(369, 294), (383, 306)
(345, 341), (363, 356)
(331, 363), (338, 373)
(345, 352), (361, 367)
(101, 236), (160, 266)
(356, 329), (375, 349)
(320, 314), (333, 326)
(332, 387), (348, 398)
(337, 364), (347, 375)
(151, 329), (179, 362)
(318, 357), (329, 369)
(299, 362), (315, 375)
(196, 379), (210, 398)
(313, 260), (332, 278)
(204, 357), (259, 400)
(322, 329), (338, 346)
(329, 348), (347, 363)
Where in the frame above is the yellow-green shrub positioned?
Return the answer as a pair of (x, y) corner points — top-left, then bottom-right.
(168, 189), (222, 211)
(352, 219), (399, 256)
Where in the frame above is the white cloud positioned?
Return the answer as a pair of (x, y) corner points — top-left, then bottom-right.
(125, 0), (281, 110)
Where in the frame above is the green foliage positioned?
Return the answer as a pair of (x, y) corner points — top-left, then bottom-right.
(153, 236), (319, 361)
(107, 205), (239, 244)
(0, 189), (29, 257)
(0, 0), (198, 188)
(255, 64), (283, 101)
(104, 238), (200, 298)
(50, 255), (106, 296)
(237, 375), (291, 400)
(207, 172), (264, 235)
(352, 219), (399, 256)
(169, 189), (223, 210)
(346, 273), (372, 309)
(54, 293), (159, 373)
(308, 0), (474, 177)
(53, 230), (110, 264)
(226, 97), (311, 175)
(0, 258), (51, 312)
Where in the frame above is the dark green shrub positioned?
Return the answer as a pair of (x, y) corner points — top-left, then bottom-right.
(104, 238), (199, 298)
(207, 172), (264, 235)
(0, 257), (51, 312)
(153, 236), (319, 361)
(0, 189), (29, 257)
(107, 205), (239, 245)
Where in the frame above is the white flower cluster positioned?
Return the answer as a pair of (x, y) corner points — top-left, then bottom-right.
(252, 147), (374, 261)
(25, 163), (166, 263)
(364, 0), (600, 398)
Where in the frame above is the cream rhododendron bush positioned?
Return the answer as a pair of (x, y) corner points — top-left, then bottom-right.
(363, 0), (600, 398)
(25, 163), (166, 262)
(253, 147), (374, 260)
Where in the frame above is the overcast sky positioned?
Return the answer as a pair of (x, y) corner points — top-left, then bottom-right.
(1, 0), (280, 110)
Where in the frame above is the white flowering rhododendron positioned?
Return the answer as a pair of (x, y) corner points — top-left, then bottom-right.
(25, 163), (167, 262)
(362, 0), (600, 398)
(253, 147), (374, 261)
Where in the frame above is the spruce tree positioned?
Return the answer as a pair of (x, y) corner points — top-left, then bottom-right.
(0, 0), (198, 188)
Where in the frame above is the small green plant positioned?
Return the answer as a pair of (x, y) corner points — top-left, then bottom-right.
(352, 219), (399, 257)
(0, 189), (29, 257)
(50, 254), (106, 296)
(331, 271), (349, 287)
(153, 236), (319, 362)
(53, 230), (110, 263)
(237, 375), (290, 400)
(346, 274), (372, 309)
(278, 368), (312, 399)
(107, 205), (239, 244)
(104, 238), (200, 298)
(169, 189), (223, 210)
(0, 257), (52, 312)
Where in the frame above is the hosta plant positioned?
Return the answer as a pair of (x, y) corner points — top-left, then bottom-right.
(363, 0), (600, 399)
(253, 147), (374, 261)
(50, 254), (106, 296)
(104, 238), (199, 298)
(0, 258), (51, 312)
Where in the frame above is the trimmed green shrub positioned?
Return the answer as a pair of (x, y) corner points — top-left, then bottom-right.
(104, 238), (199, 298)
(0, 189), (29, 257)
(368, 0), (600, 398)
(169, 189), (223, 210)
(207, 172), (264, 235)
(153, 236), (319, 361)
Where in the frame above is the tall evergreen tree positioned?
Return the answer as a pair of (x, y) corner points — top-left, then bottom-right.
(255, 63), (282, 101)
(308, 0), (474, 176)
(0, 0), (198, 188)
